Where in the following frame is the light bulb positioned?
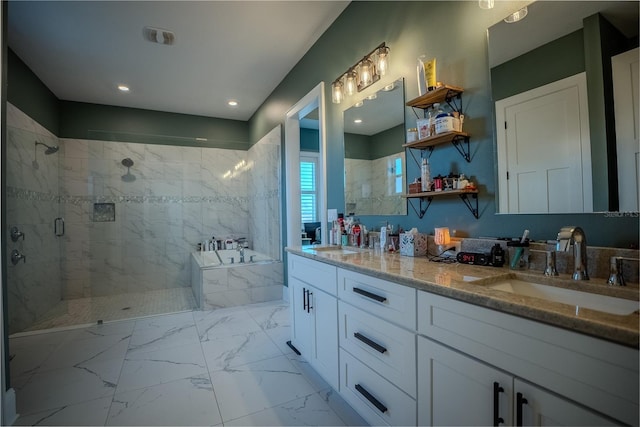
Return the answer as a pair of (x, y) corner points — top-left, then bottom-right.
(332, 80), (344, 104)
(359, 59), (373, 87)
(377, 46), (390, 76)
(345, 71), (357, 96)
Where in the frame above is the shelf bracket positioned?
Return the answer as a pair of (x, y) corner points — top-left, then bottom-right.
(408, 196), (433, 219)
(444, 92), (463, 114)
(451, 135), (471, 162)
(459, 192), (479, 218)
(407, 145), (433, 168)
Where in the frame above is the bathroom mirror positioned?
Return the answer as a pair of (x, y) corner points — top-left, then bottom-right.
(488, 1), (639, 214)
(343, 78), (406, 216)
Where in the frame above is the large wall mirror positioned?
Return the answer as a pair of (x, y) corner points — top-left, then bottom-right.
(343, 78), (407, 216)
(489, 1), (639, 214)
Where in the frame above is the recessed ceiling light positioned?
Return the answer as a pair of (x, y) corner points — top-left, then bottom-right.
(504, 6), (528, 23)
(354, 101), (364, 108)
(228, 100), (238, 107)
(195, 137), (208, 142)
(117, 85), (130, 92)
(354, 119), (363, 124)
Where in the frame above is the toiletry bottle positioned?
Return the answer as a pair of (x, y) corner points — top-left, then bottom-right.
(490, 244), (505, 267)
(421, 158), (431, 192)
(417, 55), (427, 95)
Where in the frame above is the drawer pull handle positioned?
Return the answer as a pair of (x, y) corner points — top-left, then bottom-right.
(355, 384), (387, 413)
(516, 392), (528, 427)
(354, 332), (387, 353)
(353, 287), (387, 303)
(493, 382), (504, 426)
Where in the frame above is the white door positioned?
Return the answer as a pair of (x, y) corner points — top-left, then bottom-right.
(612, 47), (640, 213)
(418, 337), (513, 426)
(496, 73), (592, 213)
(514, 379), (615, 426)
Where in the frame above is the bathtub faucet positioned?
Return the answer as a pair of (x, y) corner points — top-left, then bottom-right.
(237, 246), (245, 263)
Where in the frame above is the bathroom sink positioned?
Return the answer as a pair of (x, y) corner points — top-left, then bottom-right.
(488, 279), (639, 316)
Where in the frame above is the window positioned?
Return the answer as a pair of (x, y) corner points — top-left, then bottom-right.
(300, 153), (319, 223)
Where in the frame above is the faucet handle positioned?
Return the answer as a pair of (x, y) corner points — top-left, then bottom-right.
(543, 250), (559, 277)
(607, 256), (626, 287)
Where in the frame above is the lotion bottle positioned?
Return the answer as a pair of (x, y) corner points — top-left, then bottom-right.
(421, 158), (431, 192)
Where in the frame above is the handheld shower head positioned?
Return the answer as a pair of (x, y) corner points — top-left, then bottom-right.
(35, 141), (59, 155)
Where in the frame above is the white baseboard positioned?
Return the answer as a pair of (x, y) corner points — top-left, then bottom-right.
(4, 387), (17, 426)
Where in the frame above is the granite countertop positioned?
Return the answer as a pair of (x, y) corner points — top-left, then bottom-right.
(286, 246), (640, 348)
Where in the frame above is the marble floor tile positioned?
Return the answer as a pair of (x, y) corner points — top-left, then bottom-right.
(201, 330), (283, 372)
(194, 307), (262, 341)
(132, 311), (195, 332)
(128, 322), (199, 355)
(225, 392), (345, 426)
(14, 396), (112, 426)
(40, 332), (131, 372)
(107, 374), (221, 426)
(69, 319), (136, 340)
(210, 355), (316, 422)
(116, 342), (207, 393)
(16, 357), (122, 415)
(264, 324), (295, 356)
(246, 302), (290, 331)
(9, 331), (72, 378)
(319, 388), (369, 426)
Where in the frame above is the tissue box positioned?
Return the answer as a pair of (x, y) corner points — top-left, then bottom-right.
(400, 232), (428, 257)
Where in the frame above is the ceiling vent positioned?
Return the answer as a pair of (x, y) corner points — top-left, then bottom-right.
(143, 26), (175, 45)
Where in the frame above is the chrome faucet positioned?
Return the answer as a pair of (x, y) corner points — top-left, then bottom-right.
(607, 256), (640, 286)
(557, 226), (589, 281)
(237, 246), (245, 263)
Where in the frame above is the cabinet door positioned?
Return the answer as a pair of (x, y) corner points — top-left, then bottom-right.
(309, 286), (339, 390)
(289, 277), (312, 357)
(418, 336), (513, 426)
(514, 379), (616, 426)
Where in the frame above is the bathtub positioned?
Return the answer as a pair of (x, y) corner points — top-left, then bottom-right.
(190, 250), (283, 310)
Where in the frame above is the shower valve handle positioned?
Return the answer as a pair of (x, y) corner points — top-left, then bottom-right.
(10, 226), (25, 242)
(11, 250), (26, 265)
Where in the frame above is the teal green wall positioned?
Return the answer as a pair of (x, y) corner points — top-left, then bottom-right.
(7, 48), (59, 135)
(490, 30), (585, 101)
(344, 124), (403, 160)
(300, 128), (320, 152)
(248, 1), (638, 248)
(59, 101), (249, 150)
(7, 51), (249, 150)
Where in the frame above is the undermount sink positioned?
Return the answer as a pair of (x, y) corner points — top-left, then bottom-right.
(308, 246), (359, 255)
(488, 279), (639, 316)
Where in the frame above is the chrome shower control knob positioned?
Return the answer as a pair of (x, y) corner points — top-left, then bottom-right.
(11, 250), (26, 265)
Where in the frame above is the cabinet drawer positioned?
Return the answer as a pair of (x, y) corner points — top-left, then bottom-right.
(417, 290), (639, 426)
(338, 268), (416, 330)
(288, 254), (337, 296)
(339, 301), (416, 398)
(340, 348), (416, 427)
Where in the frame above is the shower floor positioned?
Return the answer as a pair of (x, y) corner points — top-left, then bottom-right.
(21, 287), (196, 333)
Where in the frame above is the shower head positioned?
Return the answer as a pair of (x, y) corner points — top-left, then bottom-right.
(35, 141), (59, 155)
(122, 158), (134, 168)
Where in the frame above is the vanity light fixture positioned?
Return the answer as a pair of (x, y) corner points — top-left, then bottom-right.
(331, 42), (390, 104)
(478, 0), (494, 9)
(504, 6), (528, 23)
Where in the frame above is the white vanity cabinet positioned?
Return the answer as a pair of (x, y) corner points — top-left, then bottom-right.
(336, 268), (417, 426)
(417, 290), (638, 426)
(287, 254), (339, 390)
(418, 337), (615, 426)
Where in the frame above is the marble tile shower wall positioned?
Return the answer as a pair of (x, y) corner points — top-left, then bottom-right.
(6, 104), (282, 332)
(247, 129), (281, 260)
(345, 152), (405, 216)
(58, 139), (250, 299)
(6, 103), (63, 334)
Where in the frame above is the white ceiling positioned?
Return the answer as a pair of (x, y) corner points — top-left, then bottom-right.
(488, 1), (639, 67)
(7, 1), (350, 121)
